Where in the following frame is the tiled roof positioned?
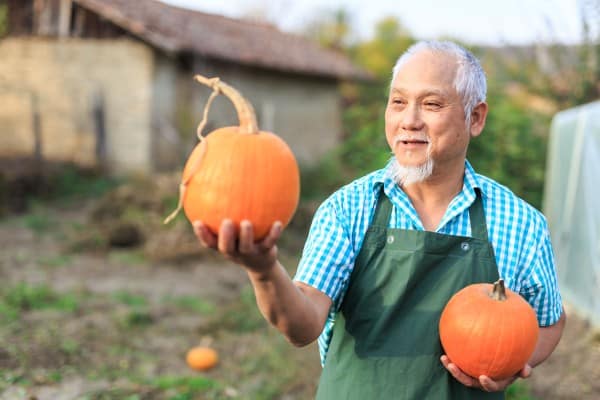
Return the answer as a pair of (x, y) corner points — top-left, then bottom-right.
(73, 0), (371, 80)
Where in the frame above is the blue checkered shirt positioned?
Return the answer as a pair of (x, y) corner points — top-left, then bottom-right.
(293, 159), (563, 366)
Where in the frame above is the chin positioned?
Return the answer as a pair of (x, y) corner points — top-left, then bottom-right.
(387, 157), (435, 186)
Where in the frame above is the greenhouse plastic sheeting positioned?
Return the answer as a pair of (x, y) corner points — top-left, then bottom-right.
(543, 100), (600, 327)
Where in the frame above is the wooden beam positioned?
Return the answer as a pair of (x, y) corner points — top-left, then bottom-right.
(58, 0), (72, 37)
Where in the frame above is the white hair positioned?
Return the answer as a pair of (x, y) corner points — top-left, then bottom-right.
(391, 40), (487, 127)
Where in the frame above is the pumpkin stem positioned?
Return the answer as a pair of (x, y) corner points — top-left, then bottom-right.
(196, 84), (221, 140)
(490, 279), (507, 301)
(163, 140), (208, 225)
(163, 183), (187, 224)
(194, 74), (259, 135)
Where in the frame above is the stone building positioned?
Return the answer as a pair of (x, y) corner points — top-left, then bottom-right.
(0, 0), (369, 175)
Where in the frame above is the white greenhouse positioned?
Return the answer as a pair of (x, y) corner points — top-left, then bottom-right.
(543, 100), (600, 327)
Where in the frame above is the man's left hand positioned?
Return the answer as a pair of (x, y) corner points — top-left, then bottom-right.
(440, 355), (532, 392)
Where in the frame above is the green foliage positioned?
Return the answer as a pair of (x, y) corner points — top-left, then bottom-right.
(0, 3), (7, 38)
(350, 18), (414, 80)
(304, 8), (352, 50)
(468, 86), (551, 209)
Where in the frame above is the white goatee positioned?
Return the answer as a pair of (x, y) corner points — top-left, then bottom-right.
(386, 156), (434, 186)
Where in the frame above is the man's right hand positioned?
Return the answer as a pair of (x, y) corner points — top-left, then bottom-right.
(192, 219), (282, 276)
(193, 218), (332, 346)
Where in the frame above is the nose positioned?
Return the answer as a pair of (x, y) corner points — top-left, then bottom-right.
(401, 103), (424, 131)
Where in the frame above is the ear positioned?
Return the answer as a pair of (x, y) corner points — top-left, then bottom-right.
(469, 102), (488, 138)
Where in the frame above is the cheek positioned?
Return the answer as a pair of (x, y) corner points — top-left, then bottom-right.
(384, 109), (396, 142)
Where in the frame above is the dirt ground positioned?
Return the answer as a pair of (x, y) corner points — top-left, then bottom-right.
(0, 179), (599, 399)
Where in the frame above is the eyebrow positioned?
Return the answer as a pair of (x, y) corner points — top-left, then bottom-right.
(390, 88), (449, 97)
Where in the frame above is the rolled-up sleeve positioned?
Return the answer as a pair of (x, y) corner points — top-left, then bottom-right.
(294, 198), (355, 311)
(520, 221), (563, 327)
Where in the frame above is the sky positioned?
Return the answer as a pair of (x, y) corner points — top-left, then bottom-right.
(158, 0), (591, 46)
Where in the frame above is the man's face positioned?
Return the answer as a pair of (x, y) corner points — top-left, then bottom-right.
(385, 51), (473, 175)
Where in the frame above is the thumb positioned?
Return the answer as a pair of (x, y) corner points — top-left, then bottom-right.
(519, 364), (533, 379)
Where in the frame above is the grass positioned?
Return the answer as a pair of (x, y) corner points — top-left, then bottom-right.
(108, 249), (147, 265)
(0, 283), (79, 320)
(507, 380), (538, 400)
(37, 254), (73, 267)
(164, 295), (216, 315)
(21, 204), (57, 234)
(204, 286), (265, 333)
(113, 291), (148, 308)
(148, 375), (220, 394)
(46, 166), (120, 203)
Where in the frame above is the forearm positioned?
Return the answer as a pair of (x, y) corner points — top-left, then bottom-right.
(247, 261), (330, 347)
(529, 309), (566, 367)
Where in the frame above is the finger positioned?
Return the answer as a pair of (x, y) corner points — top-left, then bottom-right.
(479, 374), (517, 392)
(479, 376), (498, 392)
(519, 364), (532, 379)
(239, 220), (255, 253)
(259, 221), (282, 251)
(193, 221), (217, 248)
(440, 356), (479, 388)
(218, 219), (237, 255)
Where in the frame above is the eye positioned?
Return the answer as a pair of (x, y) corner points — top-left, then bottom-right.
(425, 101), (442, 110)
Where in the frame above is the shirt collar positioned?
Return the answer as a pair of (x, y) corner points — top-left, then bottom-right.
(372, 159), (485, 231)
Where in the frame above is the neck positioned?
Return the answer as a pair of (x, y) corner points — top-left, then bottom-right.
(401, 162), (465, 231)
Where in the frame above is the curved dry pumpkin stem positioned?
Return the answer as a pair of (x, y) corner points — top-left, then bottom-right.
(194, 74), (259, 134)
(196, 84), (221, 140)
(489, 279), (507, 301)
(163, 140), (208, 224)
(164, 75), (259, 225)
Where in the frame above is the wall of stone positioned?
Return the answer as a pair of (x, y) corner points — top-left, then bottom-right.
(0, 38), (344, 176)
(190, 58), (342, 167)
(0, 38), (153, 174)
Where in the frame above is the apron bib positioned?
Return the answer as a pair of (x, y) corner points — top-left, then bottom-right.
(316, 189), (504, 399)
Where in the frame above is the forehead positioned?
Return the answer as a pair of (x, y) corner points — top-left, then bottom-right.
(391, 50), (458, 95)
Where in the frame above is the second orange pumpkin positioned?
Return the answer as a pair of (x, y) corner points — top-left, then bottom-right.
(439, 279), (539, 380)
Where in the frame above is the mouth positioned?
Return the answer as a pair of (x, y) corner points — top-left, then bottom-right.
(394, 136), (429, 146)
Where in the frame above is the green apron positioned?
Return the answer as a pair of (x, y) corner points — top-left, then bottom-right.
(316, 188), (504, 399)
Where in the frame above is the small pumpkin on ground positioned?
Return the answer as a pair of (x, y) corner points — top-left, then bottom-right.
(186, 346), (219, 371)
(165, 75), (300, 240)
(439, 279), (539, 380)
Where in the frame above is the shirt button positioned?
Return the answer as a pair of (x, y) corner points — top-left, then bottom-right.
(461, 242), (470, 251)
(387, 235), (395, 244)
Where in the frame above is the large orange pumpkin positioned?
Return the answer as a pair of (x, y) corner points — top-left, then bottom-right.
(439, 279), (539, 380)
(164, 75), (300, 239)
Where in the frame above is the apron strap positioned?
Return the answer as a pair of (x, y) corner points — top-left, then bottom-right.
(371, 186), (489, 241)
(469, 189), (488, 242)
(371, 185), (394, 228)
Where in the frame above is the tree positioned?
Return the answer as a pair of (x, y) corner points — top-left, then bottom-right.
(303, 8), (353, 51)
(0, 1), (7, 38)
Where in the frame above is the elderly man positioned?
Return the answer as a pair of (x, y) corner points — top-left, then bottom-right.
(193, 40), (566, 399)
